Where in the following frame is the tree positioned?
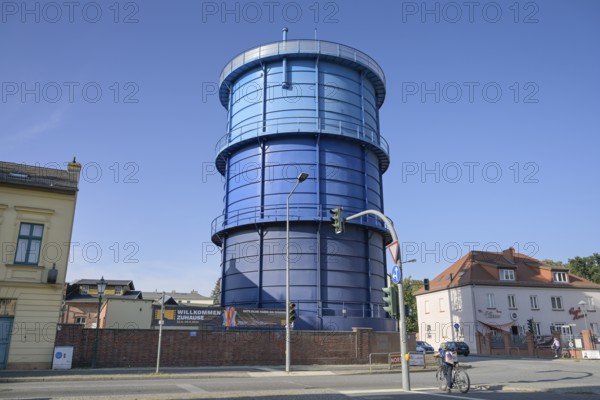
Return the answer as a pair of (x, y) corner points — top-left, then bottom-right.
(544, 253), (600, 284)
(568, 254), (600, 284)
(402, 276), (424, 333)
(542, 259), (565, 268)
(210, 277), (221, 306)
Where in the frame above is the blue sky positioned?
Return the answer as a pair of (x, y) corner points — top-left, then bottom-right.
(2, 0), (599, 295)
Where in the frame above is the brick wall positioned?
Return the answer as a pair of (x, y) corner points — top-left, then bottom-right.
(56, 325), (396, 368)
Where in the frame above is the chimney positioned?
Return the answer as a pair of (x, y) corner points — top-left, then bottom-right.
(67, 157), (82, 184)
(503, 247), (515, 264)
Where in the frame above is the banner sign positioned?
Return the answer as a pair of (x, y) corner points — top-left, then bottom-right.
(151, 305), (285, 328)
(389, 353), (402, 368)
(409, 352), (425, 367)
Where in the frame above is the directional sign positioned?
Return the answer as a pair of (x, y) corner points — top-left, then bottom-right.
(391, 265), (401, 284)
(387, 240), (399, 264)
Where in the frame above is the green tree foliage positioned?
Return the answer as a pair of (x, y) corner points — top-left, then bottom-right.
(544, 253), (600, 284)
(402, 276), (424, 333)
(211, 277), (221, 306)
(568, 254), (600, 284)
(542, 259), (565, 268)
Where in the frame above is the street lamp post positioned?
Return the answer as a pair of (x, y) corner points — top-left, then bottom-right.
(286, 172), (309, 373)
(345, 209), (412, 391)
(91, 276), (106, 368)
(578, 300), (590, 348)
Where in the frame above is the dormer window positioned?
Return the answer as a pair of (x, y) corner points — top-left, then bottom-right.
(80, 285), (89, 294)
(500, 269), (515, 281)
(553, 272), (568, 283)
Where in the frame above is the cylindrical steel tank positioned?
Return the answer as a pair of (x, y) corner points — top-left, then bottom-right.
(211, 34), (395, 331)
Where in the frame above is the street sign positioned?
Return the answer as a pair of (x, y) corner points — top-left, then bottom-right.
(454, 323), (460, 332)
(391, 265), (401, 284)
(387, 240), (399, 264)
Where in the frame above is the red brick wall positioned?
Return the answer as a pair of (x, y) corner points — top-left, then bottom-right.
(55, 325), (380, 368)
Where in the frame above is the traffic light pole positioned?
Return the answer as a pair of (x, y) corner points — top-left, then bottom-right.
(345, 210), (411, 391)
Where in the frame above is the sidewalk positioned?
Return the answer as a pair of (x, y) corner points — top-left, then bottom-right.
(0, 363), (437, 383)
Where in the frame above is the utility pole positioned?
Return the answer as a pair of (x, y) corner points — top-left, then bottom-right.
(344, 209), (411, 391)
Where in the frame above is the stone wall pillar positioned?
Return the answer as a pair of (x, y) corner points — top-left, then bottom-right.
(526, 332), (535, 357)
(582, 329), (595, 350)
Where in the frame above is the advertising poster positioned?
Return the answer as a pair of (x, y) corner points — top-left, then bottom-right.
(151, 305), (285, 328)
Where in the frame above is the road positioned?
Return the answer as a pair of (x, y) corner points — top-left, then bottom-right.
(0, 357), (598, 399)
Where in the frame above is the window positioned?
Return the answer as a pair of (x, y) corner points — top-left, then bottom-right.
(551, 322), (569, 335)
(487, 293), (495, 308)
(424, 300), (430, 314)
(439, 298), (445, 312)
(500, 269), (515, 281)
(75, 316), (86, 325)
(551, 296), (563, 310)
(553, 272), (568, 283)
(115, 286), (122, 295)
(80, 285), (89, 295)
(530, 295), (539, 310)
(14, 223), (44, 265)
(591, 322), (599, 335)
(508, 295), (516, 309)
(585, 296), (595, 311)
(533, 322), (541, 336)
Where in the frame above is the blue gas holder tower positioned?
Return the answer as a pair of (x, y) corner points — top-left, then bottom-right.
(211, 30), (395, 331)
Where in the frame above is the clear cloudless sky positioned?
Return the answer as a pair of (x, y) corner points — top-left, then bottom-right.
(1, 0), (599, 296)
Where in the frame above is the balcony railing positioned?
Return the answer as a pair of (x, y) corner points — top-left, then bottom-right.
(215, 116), (389, 158)
(219, 39), (386, 89)
(211, 204), (389, 238)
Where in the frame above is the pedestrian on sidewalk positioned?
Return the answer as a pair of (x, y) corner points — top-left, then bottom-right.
(552, 337), (561, 358)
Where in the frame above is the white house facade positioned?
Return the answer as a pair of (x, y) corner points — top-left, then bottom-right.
(416, 248), (600, 355)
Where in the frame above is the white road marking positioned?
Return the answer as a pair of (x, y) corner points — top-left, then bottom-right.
(247, 371), (335, 377)
(176, 383), (208, 393)
(340, 388), (489, 399)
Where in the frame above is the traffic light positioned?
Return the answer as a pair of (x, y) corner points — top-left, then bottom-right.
(423, 278), (430, 290)
(527, 318), (535, 334)
(289, 303), (297, 323)
(330, 207), (344, 234)
(382, 285), (399, 319)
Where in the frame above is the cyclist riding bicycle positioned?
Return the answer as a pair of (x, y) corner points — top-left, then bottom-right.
(435, 343), (456, 392)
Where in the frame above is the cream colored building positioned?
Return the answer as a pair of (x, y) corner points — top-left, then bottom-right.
(103, 298), (153, 330)
(0, 160), (81, 369)
(415, 248), (600, 355)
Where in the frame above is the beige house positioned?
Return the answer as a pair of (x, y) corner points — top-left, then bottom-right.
(62, 279), (141, 328)
(142, 290), (213, 306)
(0, 160), (81, 369)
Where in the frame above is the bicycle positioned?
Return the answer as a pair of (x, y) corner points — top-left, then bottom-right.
(561, 348), (572, 358)
(436, 362), (470, 393)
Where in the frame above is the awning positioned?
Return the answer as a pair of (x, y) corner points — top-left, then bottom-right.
(478, 320), (515, 332)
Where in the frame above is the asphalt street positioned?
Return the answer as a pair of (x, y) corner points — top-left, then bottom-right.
(0, 357), (598, 400)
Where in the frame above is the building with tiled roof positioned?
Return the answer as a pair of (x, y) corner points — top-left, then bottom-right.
(62, 279), (142, 328)
(0, 160), (81, 369)
(415, 248), (600, 355)
(142, 290), (213, 306)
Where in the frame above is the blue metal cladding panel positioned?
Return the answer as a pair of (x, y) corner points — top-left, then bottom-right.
(227, 59), (380, 146)
(224, 137), (383, 223)
(214, 40), (394, 330)
(220, 223), (385, 305)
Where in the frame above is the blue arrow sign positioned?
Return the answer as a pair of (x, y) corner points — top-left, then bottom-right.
(391, 265), (401, 284)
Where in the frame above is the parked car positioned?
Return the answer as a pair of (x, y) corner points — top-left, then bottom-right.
(442, 341), (470, 356)
(416, 341), (435, 353)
